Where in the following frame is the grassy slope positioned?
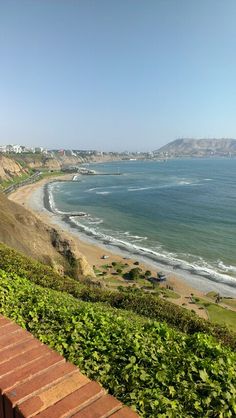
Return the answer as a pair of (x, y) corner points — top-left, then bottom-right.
(194, 297), (236, 332)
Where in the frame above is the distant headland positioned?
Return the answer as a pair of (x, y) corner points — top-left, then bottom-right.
(154, 138), (236, 158)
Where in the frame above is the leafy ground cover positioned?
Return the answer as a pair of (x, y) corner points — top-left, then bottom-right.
(0, 243), (236, 349)
(0, 270), (236, 417)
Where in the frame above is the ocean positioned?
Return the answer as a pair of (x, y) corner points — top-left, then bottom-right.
(47, 158), (236, 296)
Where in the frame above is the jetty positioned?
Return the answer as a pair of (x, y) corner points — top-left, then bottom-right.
(77, 167), (122, 176)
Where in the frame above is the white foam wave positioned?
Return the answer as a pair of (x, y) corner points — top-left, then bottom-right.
(87, 185), (122, 192)
(178, 181), (192, 185)
(96, 191), (110, 195)
(87, 187), (100, 192)
(217, 261), (236, 274)
(128, 187), (153, 192)
(86, 217), (104, 225)
(47, 184), (65, 215)
(47, 184), (88, 216)
(123, 231), (147, 240)
(69, 216), (236, 289)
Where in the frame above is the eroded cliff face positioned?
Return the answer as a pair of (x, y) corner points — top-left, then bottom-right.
(0, 155), (28, 181)
(50, 228), (95, 277)
(0, 192), (95, 279)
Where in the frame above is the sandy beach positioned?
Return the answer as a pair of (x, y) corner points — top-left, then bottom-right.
(8, 174), (236, 319)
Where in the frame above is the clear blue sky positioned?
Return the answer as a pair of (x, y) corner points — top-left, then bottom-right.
(1, 0), (236, 151)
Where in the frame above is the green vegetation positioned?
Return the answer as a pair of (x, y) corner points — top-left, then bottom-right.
(206, 291), (236, 309)
(0, 168), (65, 193)
(223, 299), (236, 309)
(102, 276), (125, 286)
(194, 297), (236, 333)
(0, 243), (235, 349)
(0, 270), (236, 417)
(160, 288), (181, 299)
(0, 172), (34, 190)
(123, 267), (142, 281)
(206, 304), (236, 332)
(38, 170), (64, 179)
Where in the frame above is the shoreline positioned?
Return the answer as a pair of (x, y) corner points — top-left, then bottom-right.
(45, 179), (236, 298)
(8, 175), (236, 308)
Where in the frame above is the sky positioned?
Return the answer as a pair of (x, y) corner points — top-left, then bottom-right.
(1, 0), (236, 151)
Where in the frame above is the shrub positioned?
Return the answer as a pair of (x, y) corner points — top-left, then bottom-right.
(0, 271), (236, 417)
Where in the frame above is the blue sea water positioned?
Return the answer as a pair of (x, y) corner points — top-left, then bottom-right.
(49, 159), (236, 291)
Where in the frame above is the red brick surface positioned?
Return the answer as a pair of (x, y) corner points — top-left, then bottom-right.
(111, 406), (139, 417)
(71, 394), (122, 418)
(35, 381), (104, 418)
(0, 339), (40, 365)
(0, 315), (140, 418)
(0, 329), (32, 350)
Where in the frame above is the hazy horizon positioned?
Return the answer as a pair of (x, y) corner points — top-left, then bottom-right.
(1, 1), (236, 151)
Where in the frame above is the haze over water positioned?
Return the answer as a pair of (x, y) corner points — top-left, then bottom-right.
(49, 159), (236, 294)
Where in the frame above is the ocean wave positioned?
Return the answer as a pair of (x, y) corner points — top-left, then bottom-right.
(87, 187), (100, 192)
(217, 260), (236, 274)
(87, 185), (122, 192)
(128, 187), (153, 192)
(123, 231), (147, 240)
(96, 191), (111, 195)
(47, 184), (64, 214)
(46, 184), (88, 216)
(178, 181), (192, 185)
(86, 217), (104, 225)
(68, 216), (236, 289)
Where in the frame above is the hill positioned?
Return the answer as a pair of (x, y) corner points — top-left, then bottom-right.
(0, 192), (94, 278)
(155, 138), (236, 157)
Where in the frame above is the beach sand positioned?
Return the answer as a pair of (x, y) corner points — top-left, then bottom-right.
(8, 174), (214, 319)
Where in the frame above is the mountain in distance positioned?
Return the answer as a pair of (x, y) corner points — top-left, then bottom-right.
(155, 138), (236, 158)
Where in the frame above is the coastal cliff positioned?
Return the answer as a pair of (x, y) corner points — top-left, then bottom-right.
(0, 192), (95, 279)
(0, 152), (128, 174)
(0, 154), (28, 181)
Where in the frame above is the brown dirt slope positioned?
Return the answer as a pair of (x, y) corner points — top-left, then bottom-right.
(0, 154), (28, 181)
(0, 192), (94, 278)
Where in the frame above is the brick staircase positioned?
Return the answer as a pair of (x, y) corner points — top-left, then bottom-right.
(0, 316), (139, 418)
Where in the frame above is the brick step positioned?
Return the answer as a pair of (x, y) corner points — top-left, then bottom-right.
(0, 315), (140, 418)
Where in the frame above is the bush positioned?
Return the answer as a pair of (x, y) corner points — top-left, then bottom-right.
(123, 267), (142, 281)
(0, 271), (236, 417)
